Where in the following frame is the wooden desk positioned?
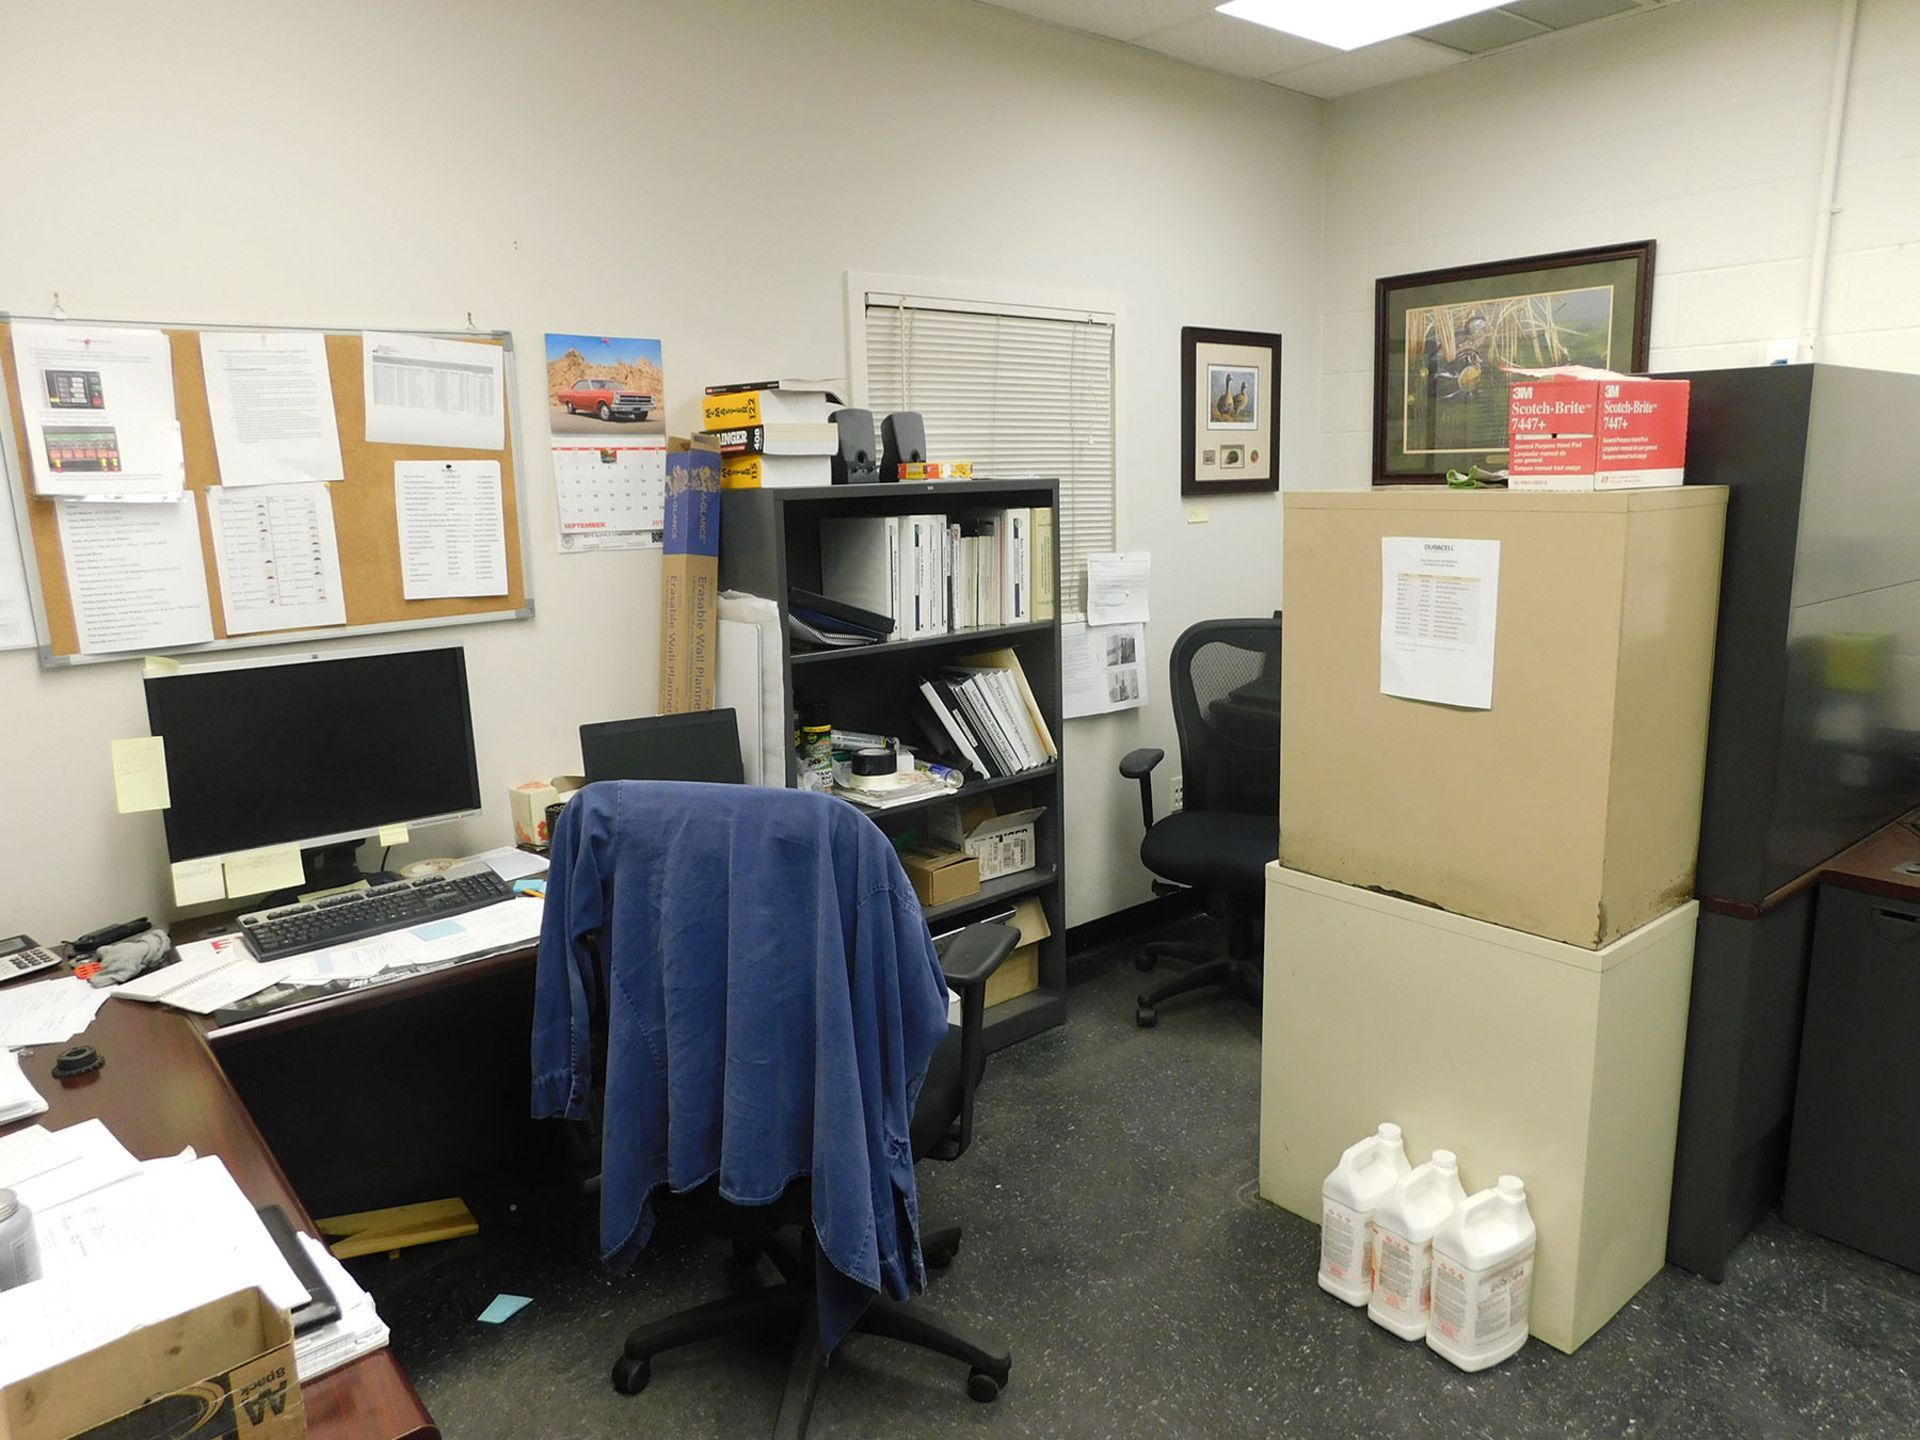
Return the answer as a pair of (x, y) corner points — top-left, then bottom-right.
(2, 986), (441, 1440)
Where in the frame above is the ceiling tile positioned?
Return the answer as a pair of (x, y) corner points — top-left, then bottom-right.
(1136, 13), (1335, 80)
(1506, 0), (1645, 27)
(1268, 36), (1466, 99)
(970, 0), (1222, 45)
(1415, 9), (1549, 53)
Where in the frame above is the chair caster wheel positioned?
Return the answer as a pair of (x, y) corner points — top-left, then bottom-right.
(926, 1238), (960, 1270)
(967, 1368), (1003, 1402)
(611, 1355), (651, 1395)
(1135, 1003), (1157, 1028)
(1134, 951), (1155, 973)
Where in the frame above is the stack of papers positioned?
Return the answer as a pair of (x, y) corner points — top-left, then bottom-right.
(0, 975), (111, 1049)
(0, 1049), (48, 1123)
(112, 934), (295, 1014)
(293, 1233), (389, 1380)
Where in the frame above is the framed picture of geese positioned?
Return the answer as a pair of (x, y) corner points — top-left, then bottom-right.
(1372, 240), (1655, 485)
(1182, 325), (1282, 496)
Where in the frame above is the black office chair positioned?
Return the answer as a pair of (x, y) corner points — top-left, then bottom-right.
(606, 922), (1016, 1437)
(542, 786), (1018, 1440)
(1118, 616), (1281, 1027)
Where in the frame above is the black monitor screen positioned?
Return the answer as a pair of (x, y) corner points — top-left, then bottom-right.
(145, 647), (482, 861)
(580, 709), (743, 786)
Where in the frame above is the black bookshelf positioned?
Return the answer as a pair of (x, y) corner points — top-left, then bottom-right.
(719, 478), (1066, 1051)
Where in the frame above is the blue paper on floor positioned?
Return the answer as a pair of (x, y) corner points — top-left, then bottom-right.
(478, 1294), (533, 1325)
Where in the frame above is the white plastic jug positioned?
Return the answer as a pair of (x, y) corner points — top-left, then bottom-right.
(1368, 1148), (1467, 1340)
(1427, 1174), (1536, 1372)
(1317, 1121), (1411, 1305)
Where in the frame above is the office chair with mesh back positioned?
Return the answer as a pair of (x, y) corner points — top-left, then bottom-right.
(1118, 616), (1281, 1027)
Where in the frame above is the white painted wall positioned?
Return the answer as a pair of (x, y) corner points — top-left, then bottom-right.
(1319, 0), (1920, 485)
(0, 0), (1322, 943)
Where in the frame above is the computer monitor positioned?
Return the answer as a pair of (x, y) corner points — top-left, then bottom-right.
(580, 709), (744, 786)
(144, 645), (482, 864)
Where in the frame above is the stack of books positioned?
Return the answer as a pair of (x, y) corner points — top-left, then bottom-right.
(815, 505), (1052, 645)
(916, 648), (1056, 779)
(702, 380), (841, 488)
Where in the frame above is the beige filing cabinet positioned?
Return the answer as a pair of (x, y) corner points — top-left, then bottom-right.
(1280, 486), (1728, 949)
(1259, 864), (1697, 1353)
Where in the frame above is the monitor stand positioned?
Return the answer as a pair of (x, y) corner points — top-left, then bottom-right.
(302, 841), (399, 892)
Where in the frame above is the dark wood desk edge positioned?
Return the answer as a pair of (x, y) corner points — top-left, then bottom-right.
(1813, 807), (1920, 905)
(0, 988), (440, 1440)
(203, 944), (537, 1045)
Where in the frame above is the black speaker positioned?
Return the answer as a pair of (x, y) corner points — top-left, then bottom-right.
(829, 408), (880, 485)
(880, 412), (926, 483)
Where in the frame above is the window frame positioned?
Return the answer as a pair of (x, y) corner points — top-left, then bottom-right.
(844, 270), (1126, 623)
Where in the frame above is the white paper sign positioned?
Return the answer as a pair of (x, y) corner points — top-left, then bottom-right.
(207, 482), (347, 634)
(0, 478), (36, 650)
(363, 331), (505, 451)
(1085, 551), (1151, 625)
(9, 322), (184, 496)
(1380, 536), (1500, 709)
(56, 496), (213, 654)
(1061, 620), (1149, 718)
(199, 330), (345, 486)
(394, 460), (507, 599)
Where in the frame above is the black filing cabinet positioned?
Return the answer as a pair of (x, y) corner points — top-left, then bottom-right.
(1782, 825), (1920, 1271)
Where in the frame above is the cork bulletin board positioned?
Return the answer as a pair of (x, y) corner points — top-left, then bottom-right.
(0, 317), (532, 666)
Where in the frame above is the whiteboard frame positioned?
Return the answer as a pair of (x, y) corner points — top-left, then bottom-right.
(0, 313), (536, 669)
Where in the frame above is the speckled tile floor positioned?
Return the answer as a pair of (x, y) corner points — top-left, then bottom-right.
(361, 917), (1920, 1439)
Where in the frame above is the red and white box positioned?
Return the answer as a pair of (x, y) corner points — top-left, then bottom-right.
(1508, 372), (1690, 491)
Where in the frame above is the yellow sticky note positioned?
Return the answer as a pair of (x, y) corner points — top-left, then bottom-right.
(224, 846), (305, 899)
(171, 857), (227, 907)
(142, 655), (181, 678)
(1186, 507), (1208, 525)
(112, 736), (171, 814)
(378, 823), (410, 847)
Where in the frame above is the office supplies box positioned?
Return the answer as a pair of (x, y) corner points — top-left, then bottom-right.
(1508, 375), (1690, 492)
(932, 797), (1045, 882)
(987, 895), (1049, 1008)
(660, 436), (723, 714)
(1280, 487), (1727, 949)
(901, 847), (981, 908)
(0, 1287), (305, 1440)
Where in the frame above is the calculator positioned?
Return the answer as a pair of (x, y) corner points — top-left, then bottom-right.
(0, 936), (62, 979)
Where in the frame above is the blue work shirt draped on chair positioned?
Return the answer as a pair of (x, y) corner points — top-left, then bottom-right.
(532, 781), (950, 1352)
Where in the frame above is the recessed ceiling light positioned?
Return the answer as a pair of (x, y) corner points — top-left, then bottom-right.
(1215, 0), (1511, 50)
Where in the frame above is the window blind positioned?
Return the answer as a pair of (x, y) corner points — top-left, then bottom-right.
(863, 296), (1116, 618)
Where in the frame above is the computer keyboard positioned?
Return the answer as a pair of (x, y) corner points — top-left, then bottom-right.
(238, 868), (518, 961)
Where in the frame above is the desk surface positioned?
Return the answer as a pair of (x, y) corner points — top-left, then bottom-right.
(1, 986), (440, 1440)
(1818, 809), (1920, 903)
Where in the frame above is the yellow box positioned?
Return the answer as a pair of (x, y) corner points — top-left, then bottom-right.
(986, 895), (1050, 1008)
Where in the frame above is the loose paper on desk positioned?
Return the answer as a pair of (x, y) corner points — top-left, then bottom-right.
(0, 482), (37, 650)
(8, 322), (185, 496)
(0, 1056), (49, 1126)
(207, 481), (347, 634)
(10, 1119), (141, 1215)
(1085, 552), (1151, 626)
(199, 330), (345, 486)
(0, 975), (112, 1050)
(394, 460), (508, 599)
(363, 331), (505, 451)
(1380, 536), (1500, 710)
(110, 735), (169, 813)
(56, 495), (213, 653)
(1061, 620), (1149, 718)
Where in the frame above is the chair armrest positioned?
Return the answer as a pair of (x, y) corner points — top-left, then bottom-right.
(939, 921), (1019, 989)
(1118, 747), (1165, 834)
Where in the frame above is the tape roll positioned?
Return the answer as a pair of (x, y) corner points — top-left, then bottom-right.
(850, 747), (897, 777)
(402, 858), (460, 879)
